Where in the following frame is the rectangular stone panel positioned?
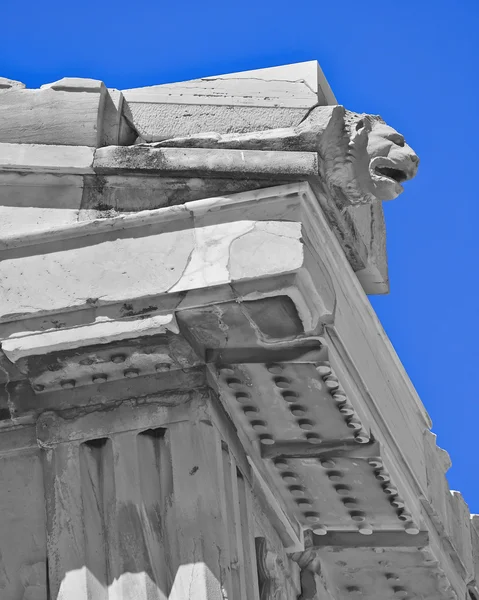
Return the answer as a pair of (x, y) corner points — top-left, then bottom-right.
(0, 87), (102, 146)
(0, 172), (84, 239)
(122, 61), (334, 143)
(0, 446), (47, 600)
(0, 217), (306, 323)
(37, 391), (265, 600)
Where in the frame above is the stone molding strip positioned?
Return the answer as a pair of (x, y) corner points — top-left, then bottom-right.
(0, 143), (387, 293)
(0, 181), (307, 251)
(2, 313), (179, 362)
(93, 145), (318, 177)
(0, 142), (95, 173)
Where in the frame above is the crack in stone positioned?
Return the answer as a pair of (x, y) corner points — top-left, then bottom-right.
(225, 223), (256, 282)
(188, 536), (199, 600)
(199, 77), (318, 96)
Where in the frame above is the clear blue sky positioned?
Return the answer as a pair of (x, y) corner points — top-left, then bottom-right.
(2, 0), (478, 509)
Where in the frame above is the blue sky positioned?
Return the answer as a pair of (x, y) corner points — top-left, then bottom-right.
(2, 0), (479, 509)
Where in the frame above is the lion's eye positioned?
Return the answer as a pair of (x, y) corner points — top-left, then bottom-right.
(388, 133), (405, 147)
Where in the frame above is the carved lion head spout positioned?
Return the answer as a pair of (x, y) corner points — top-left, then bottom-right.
(341, 111), (419, 203)
(143, 103), (419, 206)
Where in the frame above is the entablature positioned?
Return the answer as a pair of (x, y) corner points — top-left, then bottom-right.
(1, 62), (475, 600)
(0, 179), (475, 600)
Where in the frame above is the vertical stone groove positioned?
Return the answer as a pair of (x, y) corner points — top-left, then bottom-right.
(80, 437), (111, 599)
(237, 468), (261, 600)
(221, 443), (240, 598)
(137, 428), (174, 596)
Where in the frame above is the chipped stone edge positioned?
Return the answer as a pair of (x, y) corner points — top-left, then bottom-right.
(0, 143), (95, 173)
(0, 181), (309, 251)
(249, 457), (304, 553)
(2, 314), (179, 363)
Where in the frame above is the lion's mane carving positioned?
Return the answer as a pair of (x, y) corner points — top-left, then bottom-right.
(143, 105), (419, 206)
(337, 108), (419, 204)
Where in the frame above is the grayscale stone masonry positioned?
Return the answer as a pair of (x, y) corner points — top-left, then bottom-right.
(0, 62), (476, 600)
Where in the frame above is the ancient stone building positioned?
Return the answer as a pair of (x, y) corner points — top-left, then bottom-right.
(0, 61), (477, 600)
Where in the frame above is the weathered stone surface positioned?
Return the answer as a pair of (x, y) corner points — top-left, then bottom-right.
(471, 517), (479, 597)
(0, 185), (333, 330)
(2, 314), (179, 362)
(4, 368), (206, 421)
(307, 546), (458, 600)
(0, 181), (439, 516)
(0, 173), (84, 238)
(40, 77), (105, 92)
(122, 61), (335, 143)
(93, 144), (318, 178)
(36, 393), (267, 600)
(0, 76), (25, 89)
(0, 83), (134, 147)
(0, 446), (47, 600)
(0, 87), (104, 146)
(91, 146), (390, 293)
(147, 105), (418, 205)
(0, 61), (474, 600)
(0, 142), (94, 173)
(0, 220), (304, 321)
(0, 141), (382, 295)
(348, 201), (389, 293)
(79, 173), (292, 217)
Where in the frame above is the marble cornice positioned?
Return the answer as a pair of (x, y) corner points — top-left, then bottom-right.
(0, 63), (475, 600)
(1, 181), (472, 597)
(0, 140), (388, 294)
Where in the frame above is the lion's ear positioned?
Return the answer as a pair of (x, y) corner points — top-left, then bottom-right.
(355, 119), (365, 131)
(355, 115), (373, 133)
